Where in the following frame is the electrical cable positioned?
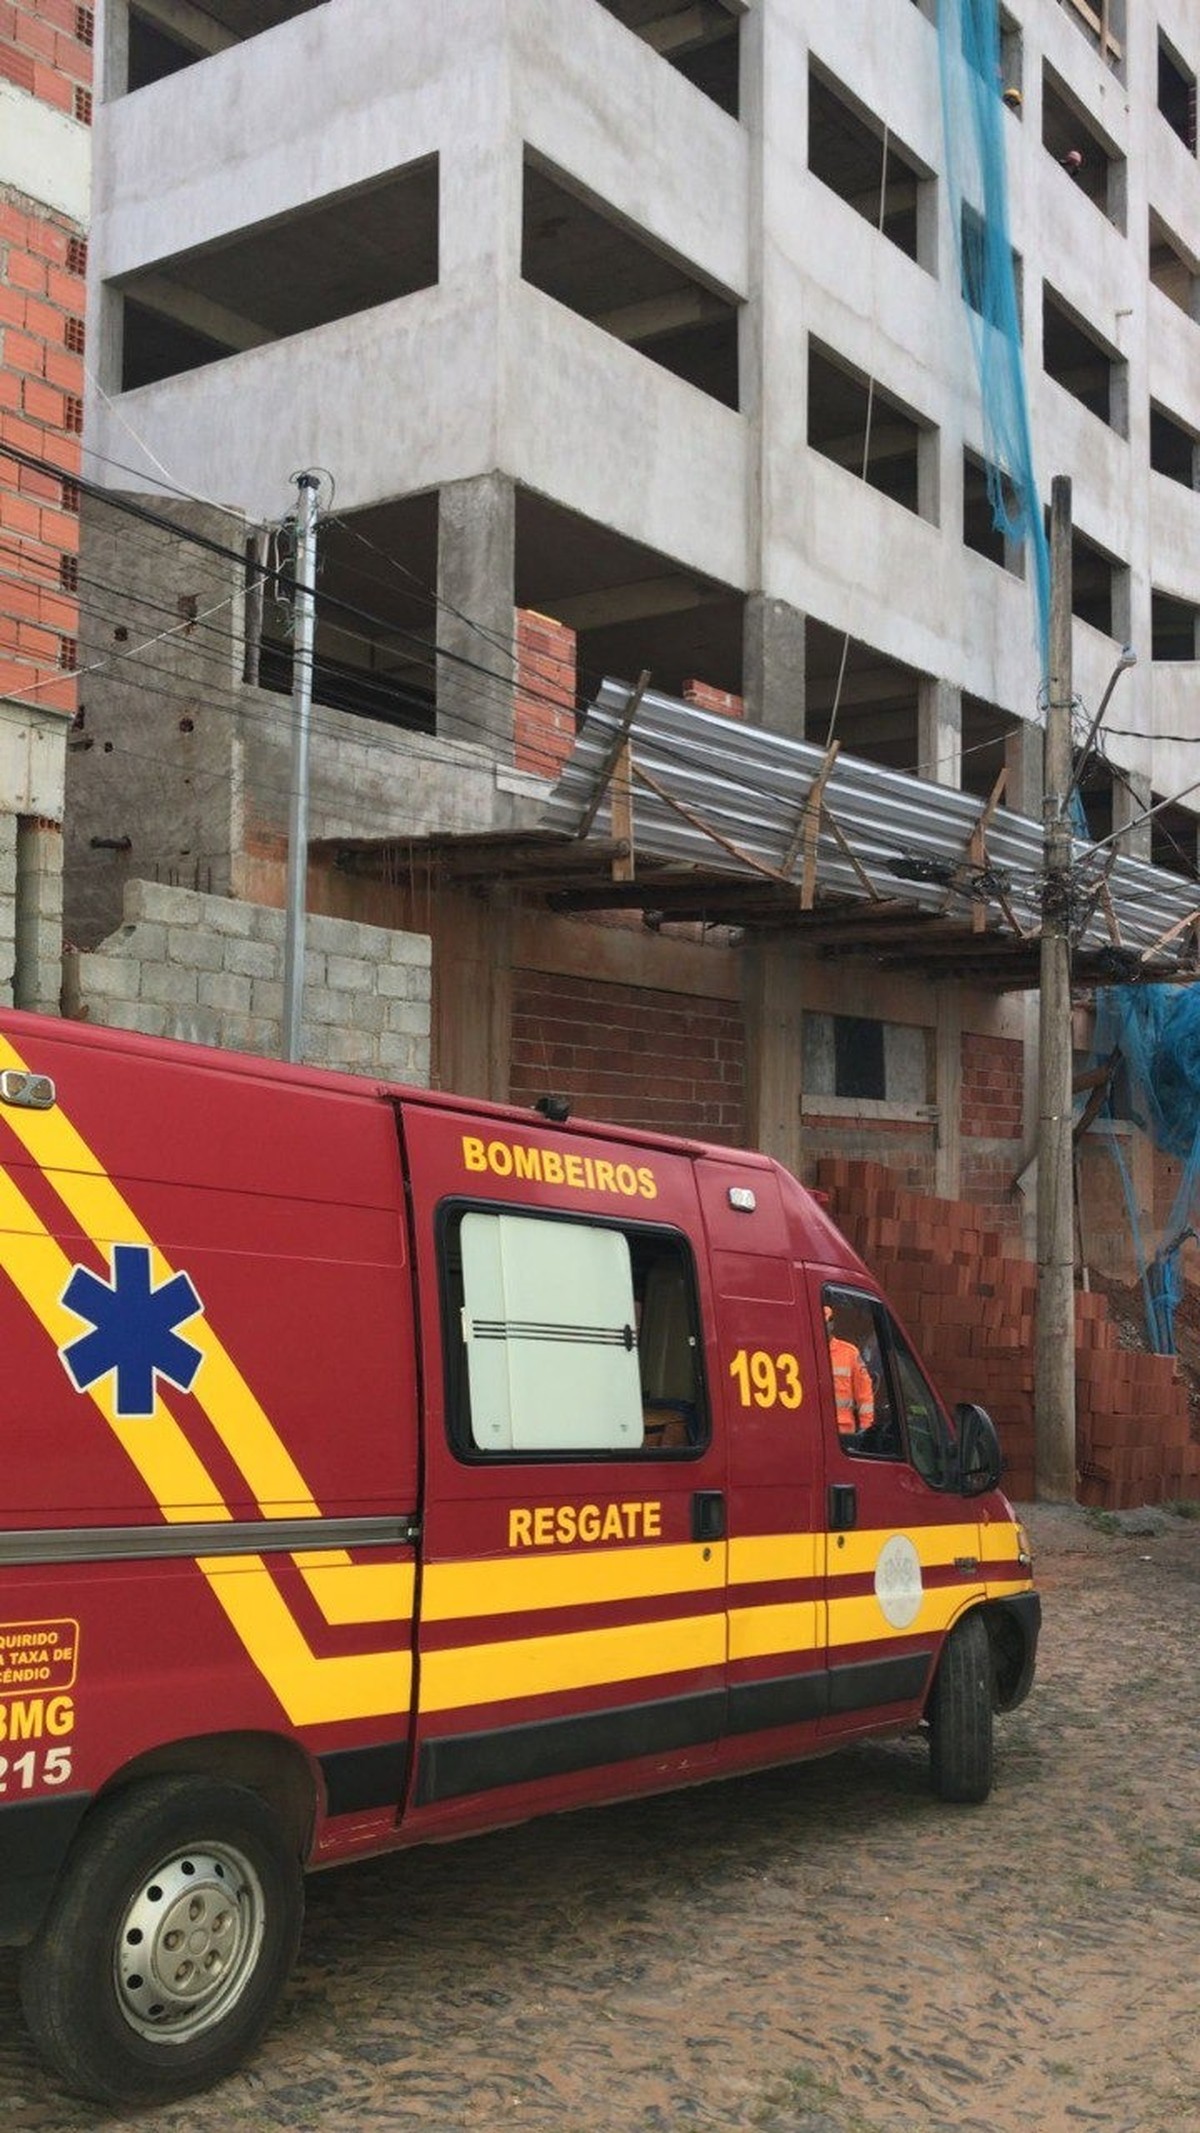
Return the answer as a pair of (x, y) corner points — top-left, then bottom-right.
(9, 441), (1200, 902)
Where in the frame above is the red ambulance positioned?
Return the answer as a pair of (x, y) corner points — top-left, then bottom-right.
(0, 1009), (1038, 2102)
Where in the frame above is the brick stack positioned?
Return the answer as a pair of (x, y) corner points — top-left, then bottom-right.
(814, 1157), (1200, 1508)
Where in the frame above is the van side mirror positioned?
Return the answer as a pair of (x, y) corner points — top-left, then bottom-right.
(955, 1402), (1002, 1497)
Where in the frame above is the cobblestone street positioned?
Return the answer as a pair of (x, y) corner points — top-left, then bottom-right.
(2, 1506), (1197, 2133)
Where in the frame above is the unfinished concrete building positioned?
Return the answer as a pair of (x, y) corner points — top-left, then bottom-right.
(74, 0), (1200, 1268)
(0, 0), (95, 1011)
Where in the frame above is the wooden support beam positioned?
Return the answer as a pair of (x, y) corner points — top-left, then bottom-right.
(610, 743), (634, 883)
(631, 762), (791, 882)
(574, 671), (650, 840)
(1140, 907), (1200, 963)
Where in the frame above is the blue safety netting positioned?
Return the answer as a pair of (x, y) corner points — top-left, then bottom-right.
(937, 0), (1051, 664)
(1090, 986), (1200, 1352)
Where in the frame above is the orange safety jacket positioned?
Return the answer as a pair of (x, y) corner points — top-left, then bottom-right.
(829, 1336), (875, 1435)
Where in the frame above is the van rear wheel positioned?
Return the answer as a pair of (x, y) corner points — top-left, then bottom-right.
(20, 1776), (303, 2105)
(928, 1611), (994, 1803)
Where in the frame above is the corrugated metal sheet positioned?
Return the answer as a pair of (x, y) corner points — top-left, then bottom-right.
(541, 680), (1200, 967)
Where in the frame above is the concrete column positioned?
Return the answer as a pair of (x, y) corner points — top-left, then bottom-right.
(918, 678), (962, 788)
(436, 474), (516, 753)
(934, 989), (962, 1200)
(14, 816), (63, 1014)
(742, 594), (806, 736)
(101, 0), (130, 101)
(743, 941), (804, 1176)
(1113, 771), (1152, 859)
(1005, 720), (1043, 819)
(432, 886), (513, 1103)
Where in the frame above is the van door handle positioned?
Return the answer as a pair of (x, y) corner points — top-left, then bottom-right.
(828, 1483), (857, 1531)
(691, 1490), (726, 1542)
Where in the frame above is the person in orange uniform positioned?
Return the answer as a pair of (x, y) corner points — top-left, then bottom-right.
(824, 1305), (876, 1436)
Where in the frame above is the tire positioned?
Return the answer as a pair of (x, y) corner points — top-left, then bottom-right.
(19, 1776), (304, 2106)
(928, 1610), (994, 1804)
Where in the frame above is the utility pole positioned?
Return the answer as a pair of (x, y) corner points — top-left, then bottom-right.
(282, 471), (320, 1064)
(1036, 474), (1076, 1499)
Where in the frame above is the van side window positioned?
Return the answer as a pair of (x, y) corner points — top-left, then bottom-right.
(442, 1208), (707, 1458)
(822, 1286), (955, 1486)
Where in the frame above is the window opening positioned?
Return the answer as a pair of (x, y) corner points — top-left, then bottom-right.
(807, 65), (932, 267)
(1151, 593), (1199, 663)
(1042, 286), (1125, 433)
(1150, 403), (1199, 489)
(823, 1286), (955, 1486)
(1158, 33), (1197, 153)
(807, 342), (935, 521)
(1041, 63), (1125, 226)
(443, 1207), (707, 1458)
(1149, 214), (1199, 318)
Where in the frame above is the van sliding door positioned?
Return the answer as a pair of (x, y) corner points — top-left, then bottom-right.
(398, 1103), (730, 1833)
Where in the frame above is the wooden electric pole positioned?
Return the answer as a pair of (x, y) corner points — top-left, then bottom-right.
(1035, 474), (1077, 1498)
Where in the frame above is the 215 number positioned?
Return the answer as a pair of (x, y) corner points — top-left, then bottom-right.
(729, 1349), (803, 1410)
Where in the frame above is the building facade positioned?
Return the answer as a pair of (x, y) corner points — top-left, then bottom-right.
(0, 0), (94, 1009)
(70, 0), (1200, 1264)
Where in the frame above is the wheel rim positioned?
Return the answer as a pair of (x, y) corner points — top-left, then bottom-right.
(113, 1841), (266, 2044)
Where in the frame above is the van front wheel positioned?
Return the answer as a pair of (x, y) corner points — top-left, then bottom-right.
(19, 1776), (303, 2105)
(928, 1611), (994, 1804)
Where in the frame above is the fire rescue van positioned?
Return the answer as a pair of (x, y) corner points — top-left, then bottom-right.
(0, 1009), (1039, 2102)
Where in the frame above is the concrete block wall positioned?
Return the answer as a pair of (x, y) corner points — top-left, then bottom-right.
(817, 1158), (1200, 1510)
(510, 967), (745, 1144)
(0, 812), (15, 1005)
(14, 811), (62, 1009)
(64, 879), (432, 1084)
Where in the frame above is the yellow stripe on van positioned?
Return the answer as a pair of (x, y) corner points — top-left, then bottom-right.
(729, 1600), (821, 1663)
(827, 1524), (981, 1579)
(290, 1554), (415, 1627)
(0, 1034), (320, 1520)
(0, 1039), (415, 1715)
(728, 1533), (821, 1586)
(420, 1612), (725, 1713)
(198, 1555), (411, 1726)
(422, 1542), (725, 1621)
(829, 1584), (987, 1648)
(979, 1522), (1030, 1566)
(0, 1033), (410, 1636)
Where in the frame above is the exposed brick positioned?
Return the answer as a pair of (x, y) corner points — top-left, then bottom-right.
(0, 43), (35, 91)
(683, 678), (746, 719)
(510, 966), (745, 1144)
(5, 247), (46, 297)
(514, 608), (577, 778)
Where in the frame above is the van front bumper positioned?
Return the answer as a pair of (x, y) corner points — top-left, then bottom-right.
(992, 1590), (1041, 1712)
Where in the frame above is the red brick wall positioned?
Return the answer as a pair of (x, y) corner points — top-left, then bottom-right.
(960, 1030), (1024, 1244)
(816, 1157), (1200, 1508)
(511, 969), (746, 1144)
(1, 1), (93, 113)
(514, 609), (576, 777)
(683, 678), (745, 719)
(0, 0), (92, 717)
(961, 1031), (1023, 1138)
